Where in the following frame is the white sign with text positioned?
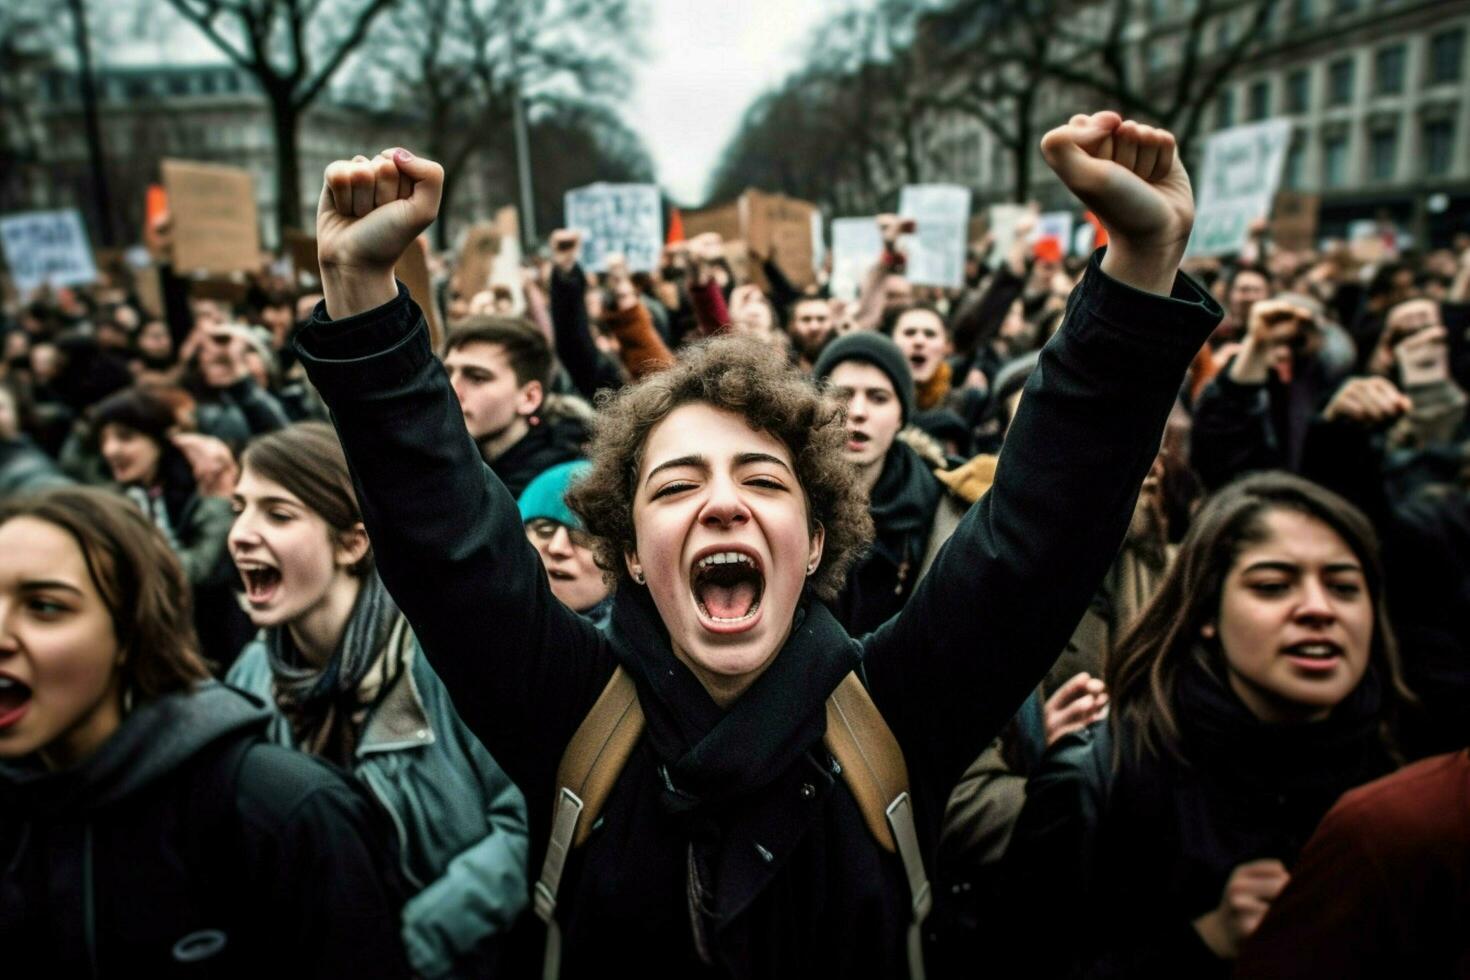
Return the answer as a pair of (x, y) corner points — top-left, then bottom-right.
(0, 210), (97, 295)
(1188, 119), (1294, 258)
(564, 183), (663, 272)
(899, 184), (971, 288)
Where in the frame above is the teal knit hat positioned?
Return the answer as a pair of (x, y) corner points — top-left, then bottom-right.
(518, 460), (591, 529)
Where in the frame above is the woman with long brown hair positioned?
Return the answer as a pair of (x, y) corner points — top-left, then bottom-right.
(0, 487), (408, 977)
(1004, 472), (1411, 977)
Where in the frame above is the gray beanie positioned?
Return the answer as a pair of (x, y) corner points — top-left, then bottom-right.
(813, 332), (916, 423)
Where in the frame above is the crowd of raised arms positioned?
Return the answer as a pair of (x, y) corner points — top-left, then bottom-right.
(2, 110), (1468, 979)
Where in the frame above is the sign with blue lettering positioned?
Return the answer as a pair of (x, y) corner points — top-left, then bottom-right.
(0, 210), (97, 295)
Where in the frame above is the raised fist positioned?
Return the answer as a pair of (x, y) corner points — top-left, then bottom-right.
(1041, 112), (1194, 291)
(550, 229), (583, 271)
(1323, 376), (1411, 427)
(317, 148), (443, 318)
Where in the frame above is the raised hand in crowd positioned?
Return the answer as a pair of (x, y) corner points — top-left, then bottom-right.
(688, 232), (724, 284)
(1322, 376), (1411, 427)
(170, 430), (239, 498)
(1040, 110), (1193, 294)
(550, 228), (583, 271)
(1193, 859), (1291, 959)
(1227, 298), (1321, 385)
(1366, 297), (1443, 376)
(318, 147), (444, 318)
(1042, 671), (1108, 748)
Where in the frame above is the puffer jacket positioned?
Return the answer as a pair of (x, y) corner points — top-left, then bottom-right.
(0, 681), (410, 978)
(228, 624), (530, 978)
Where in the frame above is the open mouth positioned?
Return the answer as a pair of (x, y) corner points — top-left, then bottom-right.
(237, 563), (282, 606)
(547, 568), (576, 582)
(1283, 641), (1343, 671)
(690, 549), (765, 630)
(909, 354), (927, 370)
(846, 430), (871, 452)
(0, 675), (32, 728)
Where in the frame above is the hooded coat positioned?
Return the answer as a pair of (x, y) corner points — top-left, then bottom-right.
(0, 682), (410, 978)
(294, 250), (1221, 978)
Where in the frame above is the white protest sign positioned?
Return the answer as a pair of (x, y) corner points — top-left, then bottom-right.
(829, 218), (883, 301)
(0, 210), (97, 295)
(564, 183), (662, 272)
(1187, 119), (1294, 258)
(810, 210), (826, 275)
(1035, 211), (1075, 257)
(985, 204), (1032, 269)
(899, 184), (971, 288)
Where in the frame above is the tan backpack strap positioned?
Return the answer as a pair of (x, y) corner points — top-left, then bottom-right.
(535, 667), (645, 980)
(825, 672), (932, 980)
(824, 672), (909, 852)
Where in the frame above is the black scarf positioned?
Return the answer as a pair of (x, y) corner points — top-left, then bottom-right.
(265, 570), (402, 766)
(866, 440), (942, 566)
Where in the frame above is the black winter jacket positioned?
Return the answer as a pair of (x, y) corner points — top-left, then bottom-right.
(0, 682), (410, 978)
(294, 249), (1220, 978)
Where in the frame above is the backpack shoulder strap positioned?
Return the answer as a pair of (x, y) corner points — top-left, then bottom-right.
(534, 666), (644, 970)
(824, 671), (932, 980)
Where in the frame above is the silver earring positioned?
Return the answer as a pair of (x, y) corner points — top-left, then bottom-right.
(632, 570), (645, 584)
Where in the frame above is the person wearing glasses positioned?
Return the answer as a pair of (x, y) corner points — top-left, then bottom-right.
(520, 460), (613, 629)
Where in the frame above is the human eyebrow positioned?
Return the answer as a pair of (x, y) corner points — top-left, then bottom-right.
(19, 579), (84, 595)
(1240, 560), (1298, 575)
(644, 455), (708, 487)
(733, 452), (793, 474)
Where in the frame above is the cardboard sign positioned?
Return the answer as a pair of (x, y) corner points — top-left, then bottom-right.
(741, 190), (819, 287)
(899, 185), (971, 287)
(489, 206), (524, 315)
(1187, 119), (1293, 258)
(1269, 192), (1319, 252)
(829, 217), (884, 301)
(682, 202), (743, 244)
(161, 159), (261, 275)
(284, 229), (321, 281)
(396, 236), (443, 351)
(452, 222), (500, 298)
(0, 209), (98, 295)
(564, 183), (662, 272)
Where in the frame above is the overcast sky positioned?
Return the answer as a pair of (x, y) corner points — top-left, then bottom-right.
(630, 1), (836, 206)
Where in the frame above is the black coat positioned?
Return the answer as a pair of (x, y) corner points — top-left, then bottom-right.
(490, 410), (587, 500)
(0, 682), (410, 978)
(295, 250), (1220, 978)
(1003, 659), (1394, 979)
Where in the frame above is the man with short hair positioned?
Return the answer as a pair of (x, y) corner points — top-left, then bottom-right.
(443, 317), (585, 497)
(788, 297), (836, 372)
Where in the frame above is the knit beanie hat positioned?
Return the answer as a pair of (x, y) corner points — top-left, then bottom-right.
(813, 332), (916, 424)
(518, 459), (591, 530)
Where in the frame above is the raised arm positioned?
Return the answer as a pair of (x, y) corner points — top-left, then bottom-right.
(862, 113), (1221, 792)
(297, 149), (611, 793)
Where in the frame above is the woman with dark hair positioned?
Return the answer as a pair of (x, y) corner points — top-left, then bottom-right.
(295, 111), (1222, 978)
(224, 422), (529, 979)
(1003, 471), (1411, 978)
(0, 487), (409, 977)
(89, 384), (248, 666)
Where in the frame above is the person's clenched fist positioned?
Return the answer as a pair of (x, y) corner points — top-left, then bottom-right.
(317, 148), (443, 318)
(1041, 112), (1194, 293)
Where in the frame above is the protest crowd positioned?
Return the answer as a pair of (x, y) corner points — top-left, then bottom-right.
(2, 107), (1469, 980)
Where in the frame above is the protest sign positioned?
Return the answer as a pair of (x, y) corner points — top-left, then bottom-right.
(1269, 192), (1319, 252)
(564, 183), (662, 272)
(452, 222), (500, 298)
(682, 202), (743, 244)
(1036, 211), (1075, 259)
(396, 236), (443, 351)
(742, 190), (819, 287)
(811, 210), (826, 274)
(898, 185), (971, 287)
(161, 159), (261, 275)
(0, 210), (98, 295)
(985, 204), (1032, 270)
(284, 229), (321, 281)
(1186, 119), (1293, 258)
(829, 217), (883, 301)
(490, 206), (524, 314)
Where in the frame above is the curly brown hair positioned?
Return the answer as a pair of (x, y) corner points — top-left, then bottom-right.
(567, 336), (872, 602)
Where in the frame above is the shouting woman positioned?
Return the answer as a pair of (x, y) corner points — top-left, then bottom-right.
(294, 112), (1222, 978)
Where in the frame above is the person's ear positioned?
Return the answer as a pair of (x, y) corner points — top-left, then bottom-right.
(806, 522), (826, 577)
(335, 522), (370, 569)
(624, 550), (645, 585)
(517, 379), (544, 419)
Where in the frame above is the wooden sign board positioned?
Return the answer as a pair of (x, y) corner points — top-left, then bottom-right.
(682, 202), (743, 246)
(742, 190), (818, 288)
(161, 159), (261, 276)
(285, 228), (321, 280)
(452, 222), (499, 299)
(1270, 192), (1320, 253)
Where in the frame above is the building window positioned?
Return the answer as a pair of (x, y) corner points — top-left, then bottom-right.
(1327, 58), (1355, 106)
(1283, 140), (1306, 189)
(1374, 45), (1405, 95)
(1284, 69), (1310, 113)
(1292, 0), (1314, 25)
(1424, 119), (1455, 177)
(1429, 29), (1464, 85)
(1323, 135), (1349, 187)
(1248, 80), (1271, 120)
(1216, 88), (1236, 129)
(1215, 17), (1234, 52)
(1368, 128), (1398, 181)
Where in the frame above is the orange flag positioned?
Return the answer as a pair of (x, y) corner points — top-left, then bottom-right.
(666, 208), (685, 245)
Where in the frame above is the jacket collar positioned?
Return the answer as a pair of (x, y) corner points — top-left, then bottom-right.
(356, 618), (435, 755)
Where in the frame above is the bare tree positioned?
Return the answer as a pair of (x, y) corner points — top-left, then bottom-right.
(163, 0), (400, 232)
